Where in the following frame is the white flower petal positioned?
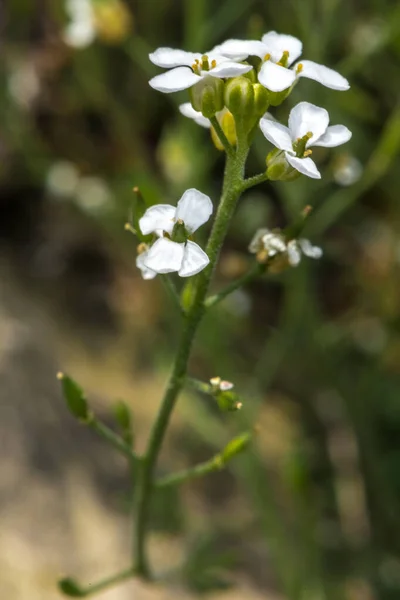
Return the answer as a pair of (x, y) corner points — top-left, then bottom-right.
(214, 39), (267, 59)
(175, 188), (213, 233)
(179, 103), (210, 128)
(149, 67), (202, 93)
(261, 31), (303, 65)
(259, 118), (293, 151)
(178, 241), (209, 277)
(249, 228), (271, 253)
(298, 239), (323, 259)
(258, 61), (296, 92)
(143, 238), (185, 274)
(208, 61), (252, 78)
(312, 124), (352, 148)
(136, 252), (157, 279)
(262, 233), (287, 254)
(288, 101), (329, 144)
(287, 240), (302, 266)
(139, 204), (176, 235)
(285, 153), (321, 179)
(295, 60), (350, 91)
(63, 22), (95, 48)
(149, 48), (199, 68)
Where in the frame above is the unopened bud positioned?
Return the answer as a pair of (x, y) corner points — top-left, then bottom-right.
(253, 84), (269, 117)
(266, 87), (292, 107)
(266, 149), (300, 182)
(58, 373), (92, 423)
(210, 110), (237, 151)
(224, 76), (254, 119)
(220, 432), (252, 462)
(58, 577), (85, 597)
(190, 75), (224, 118)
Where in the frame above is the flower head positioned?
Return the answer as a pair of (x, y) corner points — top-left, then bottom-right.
(249, 228), (322, 267)
(216, 31), (349, 93)
(137, 189), (213, 278)
(148, 47), (252, 93)
(260, 101), (352, 179)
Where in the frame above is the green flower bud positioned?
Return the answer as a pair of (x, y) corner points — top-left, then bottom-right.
(114, 400), (134, 446)
(215, 390), (242, 412)
(224, 76), (254, 120)
(253, 84), (270, 117)
(266, 87), (292, 107)
(190, 75), (224, 118)
(242, 67), (257, 83)
(220, 432), (252, 463)
(58, 577), (85, 597)
(58, 373), (92, 423)
(210, 110), (237, 151)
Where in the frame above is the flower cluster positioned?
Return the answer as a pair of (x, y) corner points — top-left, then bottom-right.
(136, 189), (213, 279)
(134, 30), (352, 279)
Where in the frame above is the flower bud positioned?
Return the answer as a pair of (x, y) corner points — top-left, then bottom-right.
(190, 75), (224, 118)
(210, 110), (237, 151)
(253, 84), (270, 117)
(114, 400), (134, 446)
(58, 372), (92, 423)
(220, 432), (252, 463)
(58, 577), (85, 597)
(224, 76), (254, 120)
(265, 87), (292, 107)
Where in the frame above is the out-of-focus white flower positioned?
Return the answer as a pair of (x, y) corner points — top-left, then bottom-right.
(249, 227), (322, 267)
(75, 176), (112, 213)
(210, 377), (234, 391)
(8, 60), (40, 109)
(148, 48), (252, 93)
(64, 0), (96, 48)
(46, 161), (80, 197)
(333, 155), (363, 186)
(138, 189), (213, 278)
(260, 101), (352, 179)
(216, 31), (349, 93)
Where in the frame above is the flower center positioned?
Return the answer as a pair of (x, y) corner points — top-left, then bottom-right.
(293, 132), (313, 157)
(191, 55), (217, 74)
(263, 50), (290, 67)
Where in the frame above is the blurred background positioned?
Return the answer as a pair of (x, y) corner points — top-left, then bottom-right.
(1, 0), (400, 598)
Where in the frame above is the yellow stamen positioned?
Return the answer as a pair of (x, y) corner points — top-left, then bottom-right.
(303, 149), (313, 157)
(306, 131), (313, 139)
(137, 242), (148, 254)
(263, 53), (271, 61)
(211, 59), (217, 68)
(296, 63), (303, 73)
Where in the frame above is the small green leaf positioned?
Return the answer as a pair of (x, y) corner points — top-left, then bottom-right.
(57, 373), (90, 422)
(58, 577), (86, 597)
(113, 400), (133, 445)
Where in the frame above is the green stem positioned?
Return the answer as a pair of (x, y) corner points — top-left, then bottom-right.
(134, 145), (248, 578)
(155, 456), (222, 488)
(79, 568), (135, 597)
(241, 172), (269, 191)
(89, 420), (138, 463)
(209, 116), (235, 156)
(205, 261), (264, 309)
(160, 275), (184, 315)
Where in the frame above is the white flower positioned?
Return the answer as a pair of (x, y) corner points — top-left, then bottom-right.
(249, 228), (322, 266)
(63, 0), (96, 48)
(136, 246), (157, 280)
(179, 103), (211, 128)
(138, 189), (213, 278)
(260, 101), (352, 179)
(216, 31), (349, 93)
(148, 47), (252, 93)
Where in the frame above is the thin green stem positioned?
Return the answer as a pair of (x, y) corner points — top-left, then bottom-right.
(155, 456), (222, 488)
(133, 147), (248, 579)
(160, 275), (184, 315)
(89, 419), (138, 463)
(205, 261), (264, 309)
(78, 568), (135, 597)
(241, 172), (269, 191)
(209, 116), (235, 157)
(185, 376), (214, 395)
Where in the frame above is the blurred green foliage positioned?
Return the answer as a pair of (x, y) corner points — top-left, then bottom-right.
(2, 0), (400, 599)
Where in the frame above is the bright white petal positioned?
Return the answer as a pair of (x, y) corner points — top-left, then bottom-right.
(287, 241), (301, 266)
(285, 153), (321, 179)
(143, 238), (184, 274)
(136, 252), (157, 279)
(149, 48), (199, 68)
(178, 241), (209, 277)
(298, 239), (323, 259)
(312, 124), (352, 148)
(262, 233), (287, 255)
(179, 103), (210, 128)
(175, 188), (213, 233)
(139, 204), (176, 235)
(63, 22), (95, 48)
(261, 31), (302, 65)
(149, 67), (202, 93)
(259, 118), (293, 151)
(295, 60), (350, 91)
(208, 61), (252, 78)
(249, 228), (271, 253)
(258, 61), (296, 92)
(213, 39), (267, 59)
(288, 101), (329, 144)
